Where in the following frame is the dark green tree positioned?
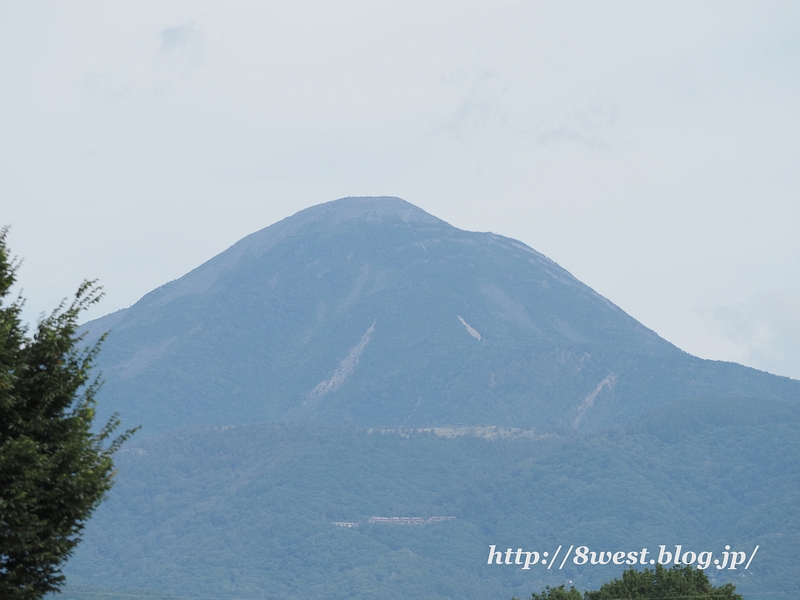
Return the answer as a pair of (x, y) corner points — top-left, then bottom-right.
(514, 583), (583, 600)
(0, 229), (137, 599)
(521, 565), (743, 600)
(585, 564), (743, 599)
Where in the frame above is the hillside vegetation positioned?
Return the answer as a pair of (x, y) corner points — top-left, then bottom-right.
(61, 397), (799, 599)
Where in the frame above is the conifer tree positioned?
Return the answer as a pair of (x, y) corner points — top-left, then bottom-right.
(0, 229), (137, 599)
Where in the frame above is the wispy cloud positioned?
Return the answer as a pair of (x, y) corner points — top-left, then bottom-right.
(534, 99), (620, 150)
(432, 68), (620, 151)
(160, 24), (202, 59)
(431, 70), (509, 143)
(81, 22), (205, 103)
(158, 23), (205, 68)
(699, 289), (800, 380)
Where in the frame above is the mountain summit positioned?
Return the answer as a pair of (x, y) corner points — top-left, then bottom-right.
(84, 197), (799, 435)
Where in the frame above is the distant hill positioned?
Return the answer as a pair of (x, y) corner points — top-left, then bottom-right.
(82, 196), (800, 436)
(61, 397), (800, 599)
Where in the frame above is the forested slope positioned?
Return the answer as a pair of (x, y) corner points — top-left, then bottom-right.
(62, 397), (800, 599)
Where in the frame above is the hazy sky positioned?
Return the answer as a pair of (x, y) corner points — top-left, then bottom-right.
(2, 1), (799, 379)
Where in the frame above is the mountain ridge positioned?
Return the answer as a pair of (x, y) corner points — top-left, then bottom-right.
(108, 197), (447, 315)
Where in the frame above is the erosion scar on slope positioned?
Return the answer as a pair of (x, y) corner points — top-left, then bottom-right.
(399, 396), (423, 429)
(457, 315), (482, 341)
(307, 320), (377, 403)
(573, 373), (617, 429)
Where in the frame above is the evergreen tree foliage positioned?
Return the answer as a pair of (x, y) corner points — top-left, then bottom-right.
(0, 229), (137, 599)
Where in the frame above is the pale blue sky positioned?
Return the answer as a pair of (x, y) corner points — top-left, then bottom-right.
(2, 1), (799, 379)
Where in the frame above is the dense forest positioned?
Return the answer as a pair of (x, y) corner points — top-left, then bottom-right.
(55, 396), (799, 599)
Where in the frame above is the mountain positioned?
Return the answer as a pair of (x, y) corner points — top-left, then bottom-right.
(61, 196), (800, 599)
(83, 196), (800, 436)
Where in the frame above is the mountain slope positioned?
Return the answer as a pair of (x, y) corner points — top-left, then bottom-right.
(61, 397), (800, 599)
(82, 196), (800, 435)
